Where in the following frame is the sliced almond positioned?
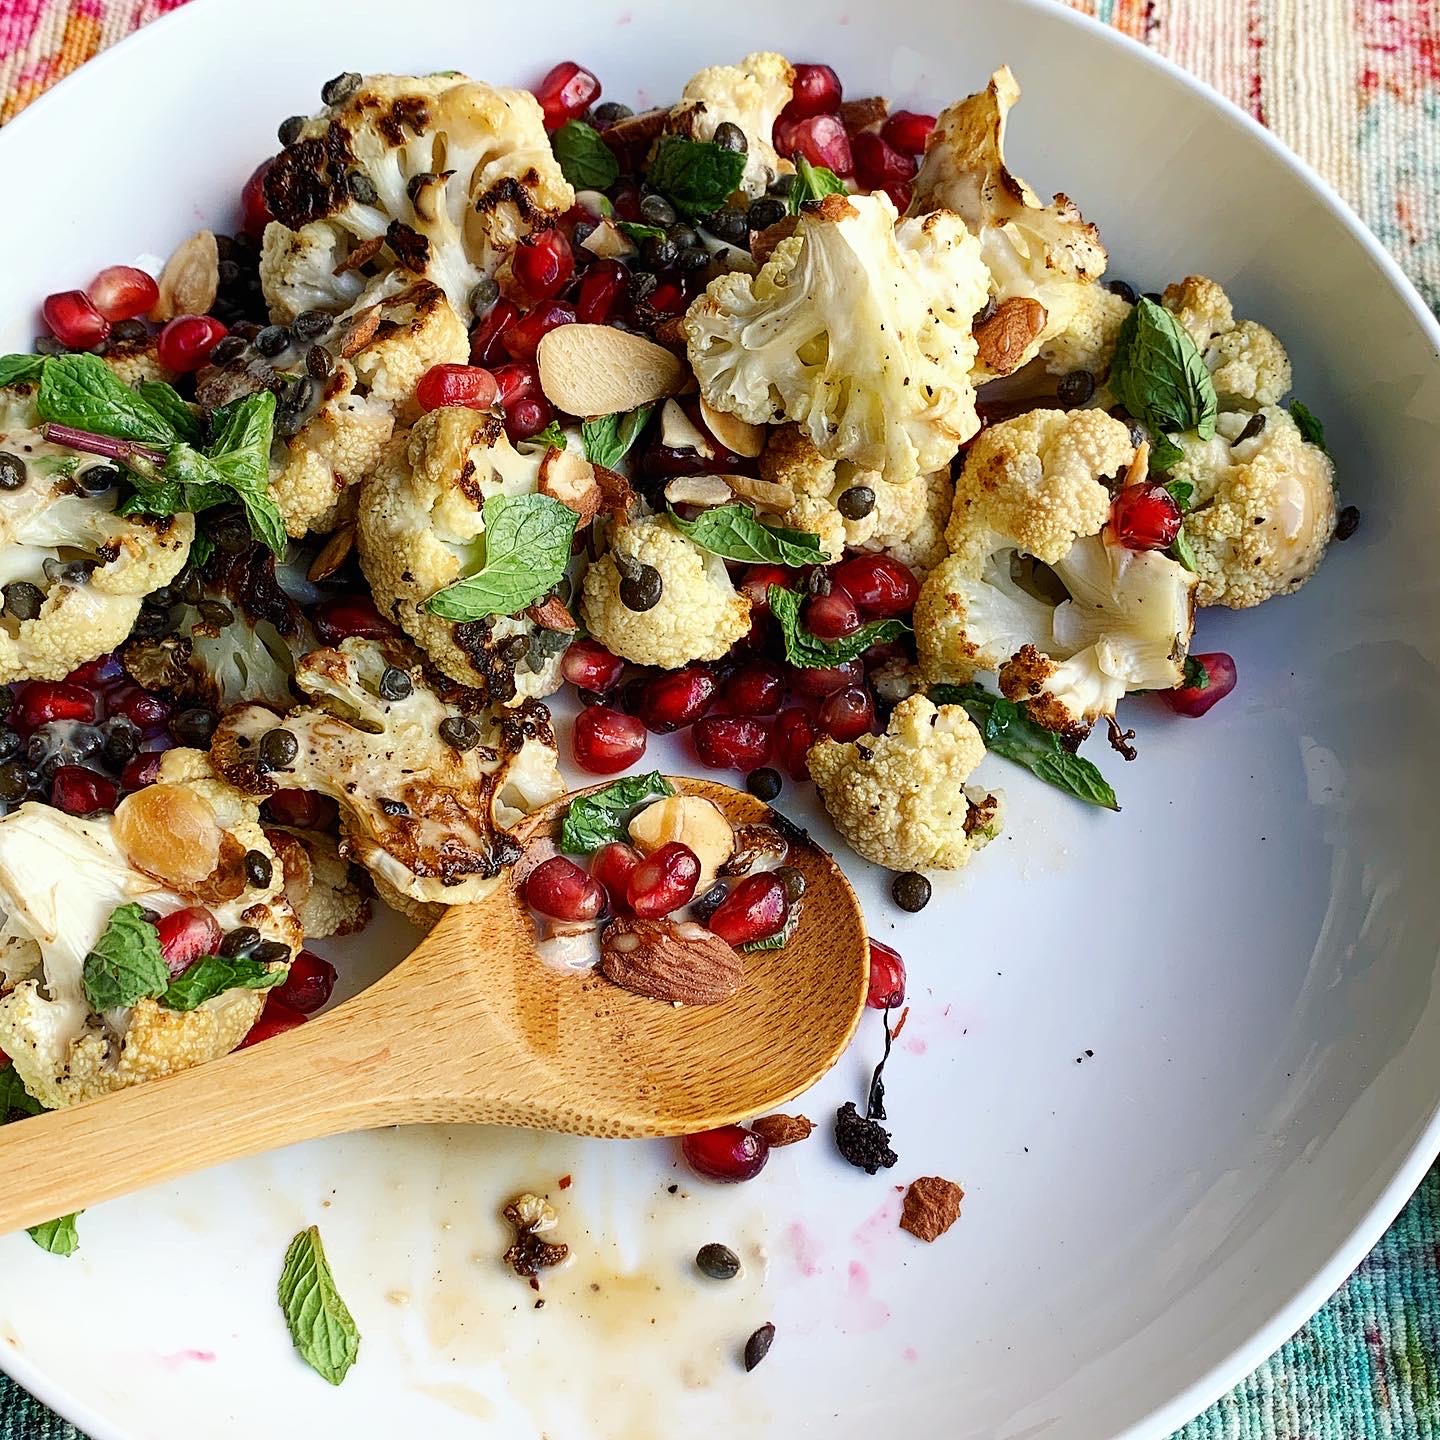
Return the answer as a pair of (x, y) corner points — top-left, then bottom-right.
(151, 230), (219, 323)
(1122, 438), (1150, 487)
(580, 218), (635, 260)
(629, 794), (734, 891)
(660, 398), (715, 457)
(592, 463), (636, 520)
(664, 474), (734, 508)
(974, 296), (1048, 376)
(839, 96), (889, 132)
(699, 397), (765, 458)
(750, 214), (800, 266)
(750, 1113), (813, 1147)
(538, 447), (602, 526)
(537, 324), (685, 418)
(337, 304), (382, 358)
(599, 105), (674, 147)
(526, 594), (579, 633)
(307, 523), (355, 583)
(599, 915), (743, 1006)
(333, 235), (385, 277)
(727, 475), (795, 512)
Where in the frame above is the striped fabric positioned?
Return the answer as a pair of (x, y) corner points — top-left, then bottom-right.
(0, 2), (1437, 1436)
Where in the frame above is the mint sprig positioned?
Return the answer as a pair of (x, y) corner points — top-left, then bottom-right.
(668, 504), (829, 567)
(1289, 399), (1329, 454)
(646, 136), (748, 218)
(81, 902), (169, 1012)
(581, 405), (654, 470)
(162, 953), (289, 1012)
(552, 120), (620, 191)
(768, 584), (908, 668)
(560, 772), (674, 854)
(0, 354), (47, 388)
(787, 156), (848, 213)
(0, 1063), (43, 1122)
(28, 1213), (80, 1257)
(1109, 298), (1218, 451)
(278, 1226), (361, 1386)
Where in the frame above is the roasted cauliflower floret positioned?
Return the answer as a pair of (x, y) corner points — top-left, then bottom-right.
(686, 193), (989, 483)
(210, 636), (564, 910)
(1038, 282), (1132, 380)
(267, 827), (371, 939)
(809, 694), (1004, 872)
(261, 72), (572, 319)
(0, 414), (193, 683)
(679, 51), (795, 198)
(580, 515), (751, 669)
(0, 753), (300, 1109)
(1159, 276), (1292, 408)
(910, 66), (1107, 377)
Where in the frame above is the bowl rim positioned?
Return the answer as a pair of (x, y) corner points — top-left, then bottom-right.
(1, 1), (1438, 1436)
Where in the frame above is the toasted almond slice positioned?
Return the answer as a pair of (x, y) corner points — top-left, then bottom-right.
(974, 296), (1048, 376)
(537, 324), (685, 418)
(699, 397), (765, 458)
(538, 447), (602, 525)
(152, 231), (220, 323)
(660, 398), (714, 457)
(664, 475), (734, 508)
(580, 219), (635, 260)
(337, 304), (382, 358)
(592, 463), (636, 520)
(526, 594), (579, 632)
(727, 475), (795, 512)
(1122, 438), (1150, 487)
(307, 523), (355, 582)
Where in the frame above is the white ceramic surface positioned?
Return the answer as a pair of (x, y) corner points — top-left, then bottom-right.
(0, 2), (1436, 1436)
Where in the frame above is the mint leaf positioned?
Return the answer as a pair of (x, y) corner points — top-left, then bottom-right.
(788, 156), (849, 214)
(1150, 433), (1185, 472)
(647, 136), (748, 218)
(768, 584), (908, 668)
(560, 772), (674, 854)
(931, 682), (1119, 811)
(616, 221), (666, 243)
(1181, 655), (1211, 690)
(0, 1063), (42, 1122)
(208, 390), (286, 553)
(1163, 478), (1194, 511)
(136, 381), (201, 443)
(37, 354), (181, 444)
(163, 954), (289, 1012)
(425, 493), (579, 621)
(1170, 525), (1198, 573)
(28, 1213), (80, 1257)
(668, 504), (829, 566)
(278, 1226), (361, 1386)
(741, 904), (800, 952)
(0, 354), (46, 388)
(520, 420), (567, 453)
(1110, 298), (1218, 444)
(1289, 399), (1329, 454)
(581, 404), (654, 469)
(552, 119), (620, 191)
(81, 903), (169, 1012)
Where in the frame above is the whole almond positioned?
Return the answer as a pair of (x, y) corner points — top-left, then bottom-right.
(152, 230), (219, 323)
(974, 296), (1048, 376)
(727, 475), (795, 512)
(599, 916), (743, 1006)
(538, 447), (602, 525)
(750, 1113), (813, 1147)
(699, 397), (765, 458)
(537, 324), (685, 418)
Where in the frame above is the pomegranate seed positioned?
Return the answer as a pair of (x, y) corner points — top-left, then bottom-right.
(87, 265), (160, 323)
(264, 789), (335, 829)
(647, 281), (687, 315)
(707, 873), (788, 946)
(805, 587), (861, 640)
(313, 596), (397, 644)
(67, 654), (123, 688)
(42, 291), (109, 349)
(774, 707), (818, 780)
(774, 114), (853, 176)
(610, 183), (642, 222)
(852, 132), (918, 191)
(13, 681), (98, 731)
(830, 553), (920, 617)
(238, 995), (307, 1048)
(240, 159), (275, 238)
(590, 841), (642, 904)
(638, 666), (717, 733)
(120, 751), (165, 791)
(470, 298), (521, 365)
(1163, 651), (1238, 718)
(576, 259), (628, 324)
(50, 765), (118, 816)
(512, 230), (575, 300)
(784, 63), (843, 119)
(724, 660), (785, 716)
(818, 684), (876, 742)
(156, 906), (222, 976)
(738, 565), (791, 616)
(882, 181), (913, 212)
(415, 363), (498, 413)
(786, 658), (863, 697)
(866, 939), (906, 1008)
(692, 715), (772, 772)
(682, 1124), (769, 1182)
(106, 684), (171, 735)
(626, 841), (700, 918)
(561, 639), (624, 693)
(157, 314), (228, 373)
(572, 704), (647, 774)
(491, 362), (555, 440)
(533, 60), (602, 130)
(1110, 483), (1182, 551)
(274, 951), (338, 1014)
(492, 361), (540, 407)
(506, 395), (555, 441)
(881, 110), (936, 155)
(526, 855), (607, 921)
(502, 302), (576, 363)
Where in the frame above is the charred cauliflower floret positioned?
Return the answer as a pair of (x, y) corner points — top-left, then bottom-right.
(580, 515), (751, 669)
(102, 337), (176, 389)
(0, 750), (301, 1110)
(910, 66), (1108, 378)
(260, 73), (573, 320)
(686, 193), (989, 483)
(266, 827), (371, 939)
(678, 51), (795, 198)
(809, 694), (1004, 872)
(210, 636), (564, 910)
(1037, 282), (1133, 380)
(1160, 276), (1292, 407)
(0, 410), (192, 683)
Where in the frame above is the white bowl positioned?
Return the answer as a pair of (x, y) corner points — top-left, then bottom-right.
(1, 1), (1436, 1436)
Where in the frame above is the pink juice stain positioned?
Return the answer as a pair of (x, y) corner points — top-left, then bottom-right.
(786, 1221), (824, 1277)
(842, 1261), (891, 1333)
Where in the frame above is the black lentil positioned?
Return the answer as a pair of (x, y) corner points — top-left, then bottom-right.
(746, 196), (787, 231)
(170, 707), (218, 747)
(210, 510), (253, 553)
(640, 235), (679, 270)
(592, 100), (634, 125)
(572, 221), (596, 250)
(101, 716), (141, 767)
(278, 114), (307, 146)
(837, 485), (875, 520)
(130, 603), (172, 640)
(1236, 411), (1268, 444)
(438, 715), (482, 751)
(0, 761), (30, 803)
(639, 192), (677, 228)
(1056, 370), (1096, 408)
(743, 1323), (776, 1372)
(620, 564), (663, 611)
(679, 246), (712, 274)
(111, 318), (150, 344)
(305, 344), (334, 379)
(703, 207), (749, 246)
(833, 1100), (898, 1174)
(197, 598), (235, 626)
(691, 882), (729, 922)
(746, 767), (782, 801)
(469, 275), (500, 315)
(210, 334), (247, 364)
(320, 71), (362, 106)
(33, 335), (66, 357)
(44, 558), (95, 587)
(0, 454), (26, 491)
(696, 1243), (741, 1280)
(292, 309), (330, 341)
(775, 865), (806, 904)
(713, 120), (748, 153)
(1335, 505), (1361, 541)
(0, 727), (19, 763)
(76, 463), (120, 494)
(2, 582), (43, 621)
(258, 727), (299, 769)
(768, 173), (797, 198)
(219, 926), (262, 957)
(1105, 279), (1138, 304)
(1142, 290), (1163, 305)
(243, 849), (274, 889)
(892, 871), (931, 912)
(378, 665), (413, 700)
(254, 325), (291, 357)
(250, 939), (293, 964)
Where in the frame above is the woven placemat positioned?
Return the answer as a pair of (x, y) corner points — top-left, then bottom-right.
(0, 1), (1436, 1435)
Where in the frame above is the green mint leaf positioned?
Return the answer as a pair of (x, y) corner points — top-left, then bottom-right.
(1289, 399), (1329, 454)
(208, 390), (286, 553)
(425, 493), (579, 621)
(0, 354), (47, 387)
(1163, 478), (1194, 510)
(668, 504), (829, 567)
(136, 381), (201, 443)
(189, 529), (216, 569)
(616, 220), (667, 243)
(647, 136), (748, 218)
(1150, 432), (1185, 472)
(81, 902), (170, 1012)
(1169, 525), (1198, 573)
(560, 772), (675, 854)
(930, 682), (1119, 811)
(28, 1213), (80, 1257)
(278, 1226), (361, 1386)
(1109, 298), (1218, 443)
(1181, 655), (1211, 690)
(788, 156), (849, 214)
(741, 904), (801, 952)
(552, 119), (620, 191)
(162, 954), (290, 1012)
(520, 420), (567, 453)
(0, 1063), (43, 1122)
(768, 584), (908, 668)
(37, 354), (181, 445)
(580, 404), (654, 469)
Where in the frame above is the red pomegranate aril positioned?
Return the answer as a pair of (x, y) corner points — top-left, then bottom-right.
(852, 131), (918, 191)
(274, 951), (338, 1014)
(502, 302), (576, 363)
(882, 181), (913, 212)
(783, 63), (843, 120)
(561, 639), (625, 693)
(774, 707), (818, 781)
(506, 395), (555, 441)
(238, 995), (307, 1048)
(67, 654), (123, 688)
(590, 841), (642, 903)
(492, 361), (540, 407)
(416, 363), (498, 413)
(805, 587), (861, 640)
(786, 658), (863, 698)
(818, 684), (876, 742)
(739, 564), (791, 616)
(692, 715), (772, 772)
(682, 1124), (770, 1182)
(1163, 651), (1238, 718)
(774, 114), (854, 176)
(638, 666), (717, 733)
(831, 553), (920, 617)
(106, 684), (171, 734)
(157, 314), (228, 373)
(42, 290), (109, 350)
(241, 159), (275, 238)
(314, 595), (396, 644)
(648, 281), (687, 315)
(866, 938), (906, 1008)
(470, 297), (521, 365)
(575, 258), (628, 324)
(724, 659), (786, 717)
(526, 855), (607, 922)
(13, 681), (98, 731)
(534, 60), (602, 130)
(156, 906), (222, 976)
(51, 765), (118, 816)
(572, 704), (648, 775)
(1110, 482), (1182, 551)
(626, 841), (701, 918)
(880, 109), (937, 155)
(707, 872), (788, 946)
(87, 265), (160, 323)
(264, 788), (335, 829)
(120, 751), (164, 792)
(512, 229), (575, 300)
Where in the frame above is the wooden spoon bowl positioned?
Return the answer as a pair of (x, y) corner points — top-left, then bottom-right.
(0, 777), (867, 1234)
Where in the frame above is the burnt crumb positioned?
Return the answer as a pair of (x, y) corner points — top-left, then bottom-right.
(502, 1195), (569, 1281)
(834, 1101), (898, 1175)
(1105, 715), (1138, 761)
(377, 796), (409, 816)
(1334, 504), (1360, 541)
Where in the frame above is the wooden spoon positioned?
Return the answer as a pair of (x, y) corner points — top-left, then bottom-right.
(0, 777), (867, 1234)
